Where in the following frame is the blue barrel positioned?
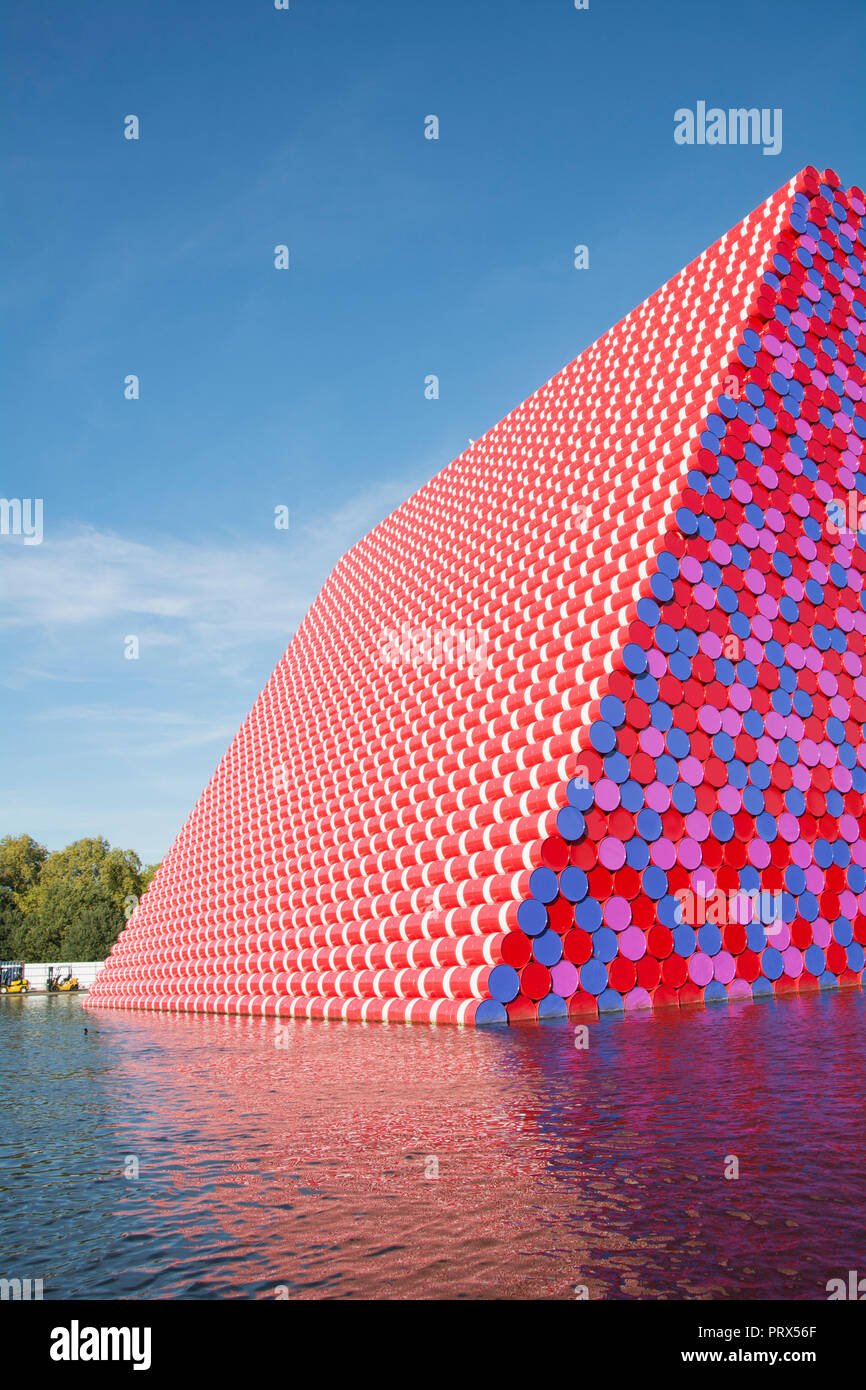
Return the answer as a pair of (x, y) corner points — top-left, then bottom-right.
(475, 999), (508, 1025)
(487, 964), (520, 1003)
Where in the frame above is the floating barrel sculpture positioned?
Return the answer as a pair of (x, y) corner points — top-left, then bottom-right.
(87, 166), (866, 1025)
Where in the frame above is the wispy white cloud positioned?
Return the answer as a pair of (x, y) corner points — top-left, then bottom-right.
(31, 704), (239, 758)
(3, 527), (296, 639)
(0, 469), (428, 660)
(1, 464), (446, 860)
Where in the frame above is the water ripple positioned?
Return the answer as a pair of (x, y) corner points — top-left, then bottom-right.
(1, 990), (864, 1299)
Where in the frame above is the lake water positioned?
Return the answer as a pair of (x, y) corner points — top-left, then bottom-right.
(1, 990), (864, 1300)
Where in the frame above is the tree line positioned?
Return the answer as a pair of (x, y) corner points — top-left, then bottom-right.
(0, 834), (160, 963)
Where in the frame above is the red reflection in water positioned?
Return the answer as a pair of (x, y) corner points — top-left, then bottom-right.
(71, 992), (866, 1300)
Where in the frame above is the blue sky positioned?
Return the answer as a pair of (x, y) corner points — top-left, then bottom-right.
(2, 0), (864, 864)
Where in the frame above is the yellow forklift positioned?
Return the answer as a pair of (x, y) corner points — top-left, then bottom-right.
(47, 966), (79, 993)
(0, 963), (30, 994)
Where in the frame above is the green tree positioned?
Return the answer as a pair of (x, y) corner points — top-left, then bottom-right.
(20, 877), (122, 962)
(20, 838), (142, 913)
(18, 895), (64, 962)
(141, 862), (160, 893)
(0, 886), (26, 960)
(0, 834), (48, 905)
(62, 897), (122, 961)
(0, 836), (47, 961)
(3, 834), (156, 963)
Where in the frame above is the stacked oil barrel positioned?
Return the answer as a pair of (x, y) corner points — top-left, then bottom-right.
(87, 166), (866, 1025)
